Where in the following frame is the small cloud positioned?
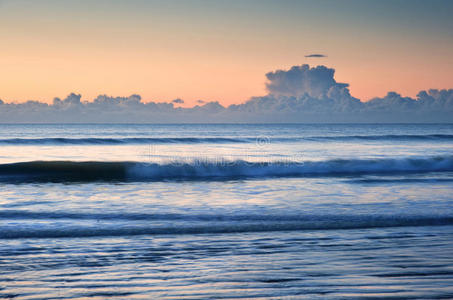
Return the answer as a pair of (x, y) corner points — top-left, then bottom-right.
(196, 100), (205, 104)
(172, 98), (184, 104)
(305, 54), (327, 58)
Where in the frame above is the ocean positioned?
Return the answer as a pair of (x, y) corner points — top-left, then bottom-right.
(0, 123), (453, 299)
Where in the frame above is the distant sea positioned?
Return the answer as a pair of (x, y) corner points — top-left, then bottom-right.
(1, 123), (453, 299)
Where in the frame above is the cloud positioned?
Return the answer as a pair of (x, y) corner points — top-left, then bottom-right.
(305, 54), (327, 58)
(265, 64), (350, 98)
(53, 93), (82, 108)
(0, 64), (452, 123)
(172, 98), (184, 104)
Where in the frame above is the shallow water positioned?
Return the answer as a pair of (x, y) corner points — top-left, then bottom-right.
(1, 124), (453, 299)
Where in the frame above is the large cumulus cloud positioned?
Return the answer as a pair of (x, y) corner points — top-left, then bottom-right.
(265, 65), (349, 99)
(0, 64), (452, 123)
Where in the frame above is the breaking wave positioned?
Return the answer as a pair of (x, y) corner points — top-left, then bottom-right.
(1, 212), (452, 239)
(0, 134), (452, 145)
(0, 137), (247, 145)
(0, 156), (452, 182)
(308, 134), (453, 142)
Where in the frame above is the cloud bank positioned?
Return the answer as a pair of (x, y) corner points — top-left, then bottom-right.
(1, 64), (452, 123)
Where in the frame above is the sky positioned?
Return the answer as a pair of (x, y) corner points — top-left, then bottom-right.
(1, 0), (452, 106)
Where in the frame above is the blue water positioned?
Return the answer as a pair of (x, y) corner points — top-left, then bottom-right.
(1, 124), (453, 299)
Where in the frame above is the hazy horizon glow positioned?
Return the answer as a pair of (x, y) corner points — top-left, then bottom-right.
(1, 0), (452, 106)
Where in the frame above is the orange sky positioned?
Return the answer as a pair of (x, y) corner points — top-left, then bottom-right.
(1, 0), (452, 106)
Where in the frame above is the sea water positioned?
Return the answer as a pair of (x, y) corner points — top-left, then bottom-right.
(0, 123), (453, 299)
